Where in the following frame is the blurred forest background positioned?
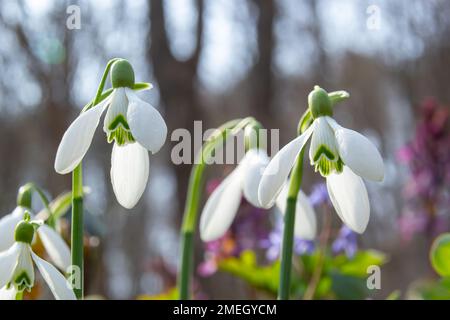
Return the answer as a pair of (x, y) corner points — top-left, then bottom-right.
(0, 0), (449, 299)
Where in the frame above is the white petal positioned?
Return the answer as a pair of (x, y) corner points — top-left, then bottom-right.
(258, 125), (314, 208)
(54, 100), (108, 174)
(0, 243), (21, 288)
(0, 286), (17, 300)
(11, 243), (35, 290)
(37, 224), (70, 271)
(125, 88), (167, 153)
(200, 169), (244, 242)
(242, 149), (270, 207)
(275, 184), (317, 240)
(103, 88), (128, 133)
(326, 117), (384, 181)
(111, 143), (149, 209)
(0, 207), (26, 252)
(31, 252), (76, 300)
(309, 117), (339, 164)
(326, 166), (370, 233)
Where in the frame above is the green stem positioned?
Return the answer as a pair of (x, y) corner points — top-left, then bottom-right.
(278, 149), (305, 300)
(82, 58), (119, 112)
(30, 183), (54, 228)
(178, 163), (206, 300)
(177, 117), (253, 300)
(71, 164), (84, 299)
(69, 59), (116, 299)
(94, 59), (118, 103)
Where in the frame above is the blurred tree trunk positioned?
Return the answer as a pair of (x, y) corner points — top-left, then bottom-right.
(0, 5), (75, 199)
(249, 0), (276, 125)
(147, 0), (205, 219)
(307, 0), (329, 87)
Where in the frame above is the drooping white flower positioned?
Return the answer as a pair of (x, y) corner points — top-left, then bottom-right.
(54, 60), (167, 209)
(0, 219), (76, 300)
(200, 149), (269, 242)
(275, 183), (317, 240)
(0, 206), (70, 271)
(199, 149), (318, 241)
(259, 88), (384, 234)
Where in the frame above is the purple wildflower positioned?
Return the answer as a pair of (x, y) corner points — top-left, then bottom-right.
(332, 225), (358, 258)
(260, 218), (315, 261)
(397, 98), (450, 241)
(309, 183), (331, 207)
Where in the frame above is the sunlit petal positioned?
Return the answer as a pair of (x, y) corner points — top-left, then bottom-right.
(326, 166), (370, 233)
(0, 286), (17, 300)
(326, 117), (384, 181)
(242, 149), (270, 207)
(258, 125), (314, 208)
(54, 100), (108, 174)
(31, 252), (76, 300)
(103, 88), (128, 133)
(200, 170), (244, 242)
(111, 143), (149, 209)
(125, 88), (167, 153)
(0, 207), (26, 252)
(0, 243), (21, 288)
(37, 224), (70, 271)
(276, 184), (317, 240)
(11, 243), (35, 292)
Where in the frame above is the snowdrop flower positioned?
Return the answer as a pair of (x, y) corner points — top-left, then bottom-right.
(259, 86), (384, 234)
(200, 149), (318, 241)
(275, 183), (317, 240)
(0, 206), (70, 271)
(200, 149), (269, 241)
(54, 59), (167, 209)
(0, 214), (76, 300)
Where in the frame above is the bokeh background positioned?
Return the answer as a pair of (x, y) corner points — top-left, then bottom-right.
(0, 0), (449, 299)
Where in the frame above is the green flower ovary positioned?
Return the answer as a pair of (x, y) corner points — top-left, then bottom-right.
(312, 144), (343, 177)
(106, 114), (135, 146)
(14, 220), (35, 244)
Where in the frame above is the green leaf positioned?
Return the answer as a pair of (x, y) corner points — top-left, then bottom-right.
(138, 288), (177, 300)
(430, 233), (450, 277)
(315, 276), (333, 298)
(300, 251), (333, 274)
(385, 290), (401, 300)
(333, 250), (387, 278)
(218, 250), (280, 295)
(330, 272), (369, 300)
(410, 278), (450, 300)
